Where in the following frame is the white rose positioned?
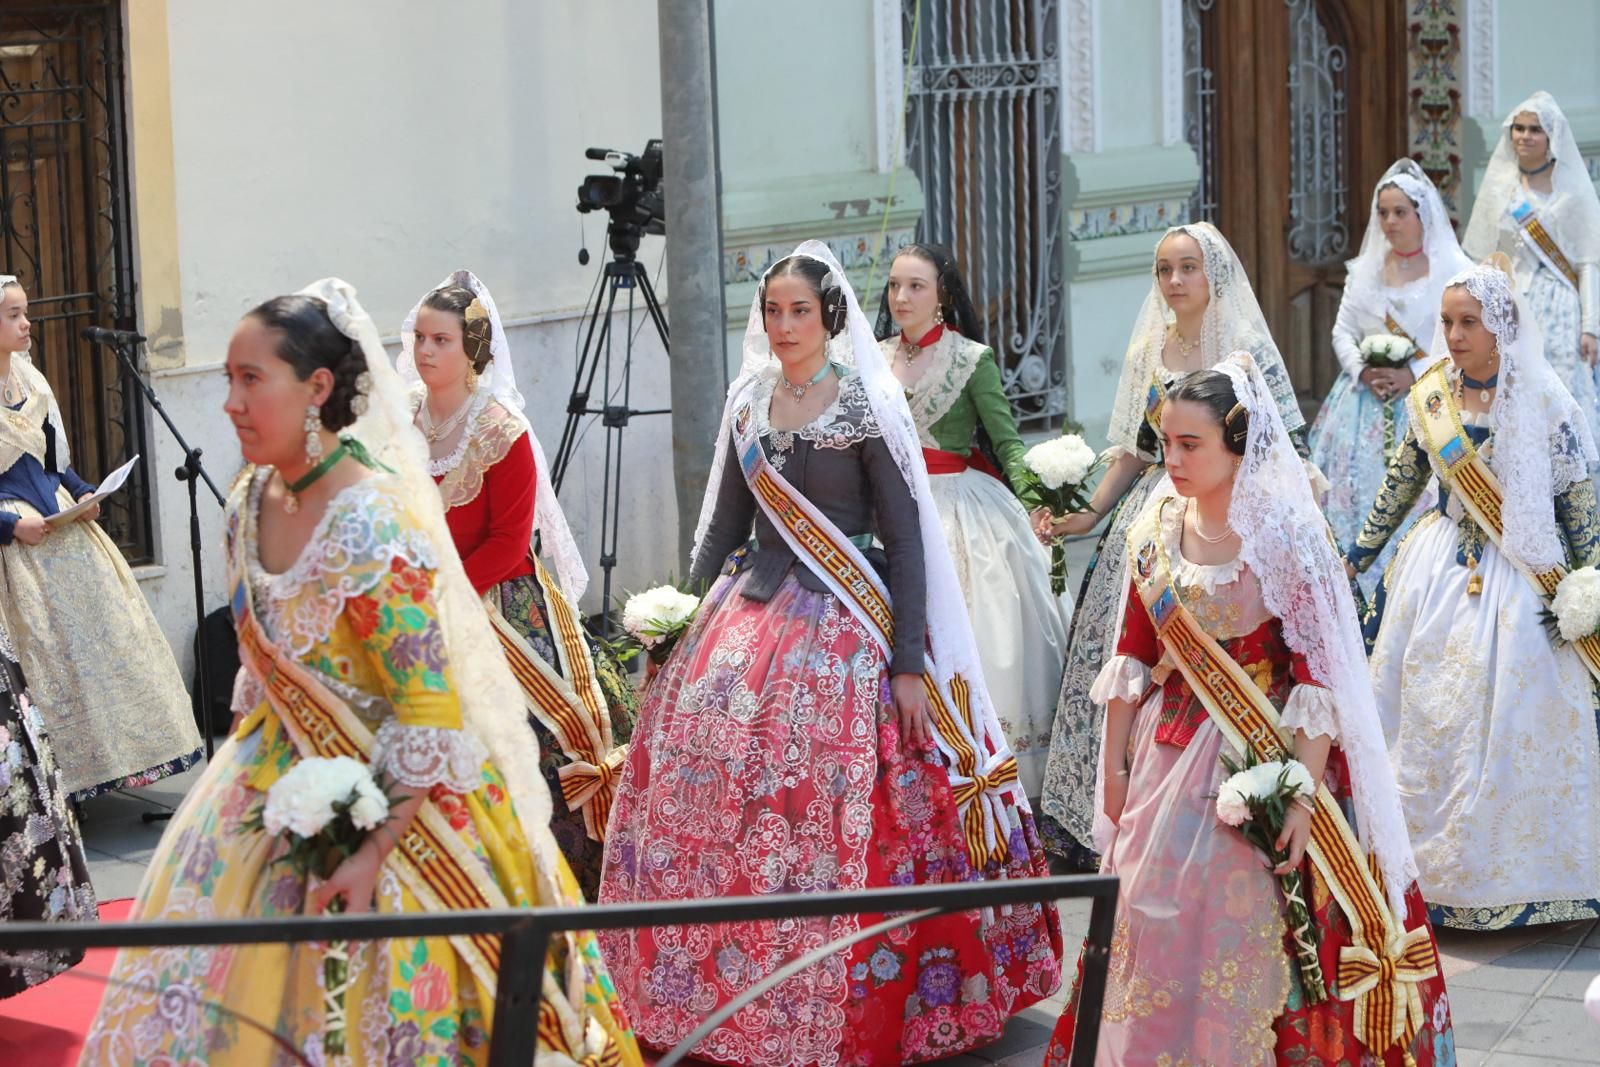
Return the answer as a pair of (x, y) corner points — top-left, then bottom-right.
(264, 756), (380, 839)
(622, 585), (701, 643)
(1554, 567), (1600, 642)
(1024, 434), (1098, 490)
(1215, 781), (1251, 827)
(348, 777), (390, 832)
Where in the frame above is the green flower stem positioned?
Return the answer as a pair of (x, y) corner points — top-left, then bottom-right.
(323, 897), (351, 1055)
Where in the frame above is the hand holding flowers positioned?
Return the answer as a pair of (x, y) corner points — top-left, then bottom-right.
(247, 755), (398, 1055)
(1216, 752), (1327, 1003)
(1019, 433), (1104, 594)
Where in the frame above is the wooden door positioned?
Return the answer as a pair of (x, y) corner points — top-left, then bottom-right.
(1210, 0), (1408, 417)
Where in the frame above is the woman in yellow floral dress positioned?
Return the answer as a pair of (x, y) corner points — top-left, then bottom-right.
(81, 279), (638, 1066)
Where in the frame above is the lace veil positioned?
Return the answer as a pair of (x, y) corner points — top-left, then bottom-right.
(1218, 351), (1418, 912)
(692, 241), (1017, 796)
(302, 278), (560, 892)
(397, 271), (588, 602)
(1342, 160), (1474, 345)
(0, 273), (72, 469)
(1421, 264), (1598, 572)
(1463, 91), (1600, 265)
(1104, 222), (1303, 455)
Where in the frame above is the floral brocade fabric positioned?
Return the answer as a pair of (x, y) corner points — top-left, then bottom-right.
(496, 570), (638, 901)
(599, 570), (1062, 1066)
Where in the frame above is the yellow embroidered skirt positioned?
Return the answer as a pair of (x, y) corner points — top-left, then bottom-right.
(81, 717), (639, 1066)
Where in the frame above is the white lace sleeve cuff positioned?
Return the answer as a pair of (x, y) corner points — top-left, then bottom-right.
(1089, 655), (1152, 706)
(1280, 683), (1340, 742)
(231, 668), (266, 716)
(370, 719), (488, 794)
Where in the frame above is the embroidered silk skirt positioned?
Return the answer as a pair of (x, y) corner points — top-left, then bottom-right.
(494, 570), (638, 902)
(82, 715), (640, 1066)
(0, 494), (200, 798)
(0, 640), (97, 999)
(598, 570), (1062, 1067)
(1042, 687), (1454, 1066)
(1038, 461), (1169, 861)
(1369, 509), (1600, 928)
(927, 466), (1070, 796)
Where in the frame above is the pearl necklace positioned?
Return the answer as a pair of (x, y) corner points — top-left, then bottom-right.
(1189, 504), (1235, 544)
(417, 392), (475, 443)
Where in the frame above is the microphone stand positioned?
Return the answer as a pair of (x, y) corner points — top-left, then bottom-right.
(88, 331), (225, 824)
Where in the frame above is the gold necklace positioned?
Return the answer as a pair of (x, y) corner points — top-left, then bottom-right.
(417, 392), (475, 443)
(1172, 326), (1201, 357)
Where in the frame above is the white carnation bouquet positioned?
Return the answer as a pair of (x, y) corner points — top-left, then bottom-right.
(1548, 566), (1600, 644)
(1358, 332), (1416, 369)
(1020, 432), (1104, 594)
(246, 755), (393, 1055)
(1215, 750), (1326, 1004)
(620, 584), (702, 666)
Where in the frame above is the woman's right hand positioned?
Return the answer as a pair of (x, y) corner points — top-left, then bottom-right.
(1103, 768), (1129, 826)
(1042, 510), (1098, 542)
(12, 516), (49, 546)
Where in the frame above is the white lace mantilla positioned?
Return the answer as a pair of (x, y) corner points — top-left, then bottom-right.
(755, 370), (883, 472)
(247, 470), (438, 658)
(371, 718), (487, 794)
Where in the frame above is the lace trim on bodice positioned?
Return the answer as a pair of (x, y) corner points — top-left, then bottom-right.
(884, 333), (986, 445)
(1163, 496), (1247, 594)
(754, 369), (882, 471)
(245, 469), (438, 658)
(436, 400), (525, 511)
(370, 718), (487, 794)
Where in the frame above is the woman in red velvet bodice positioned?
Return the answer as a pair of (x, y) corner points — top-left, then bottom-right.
(401, 271), (636, 899)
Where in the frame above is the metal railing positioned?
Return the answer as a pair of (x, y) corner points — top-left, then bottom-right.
(0, 874), (1117, 1066)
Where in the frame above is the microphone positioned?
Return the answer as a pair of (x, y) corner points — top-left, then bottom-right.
(82, 326), (146, 346)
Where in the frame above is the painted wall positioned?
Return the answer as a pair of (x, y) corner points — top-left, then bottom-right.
(132, 0), (677, 672)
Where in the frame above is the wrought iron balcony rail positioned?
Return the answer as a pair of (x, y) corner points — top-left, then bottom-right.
(0, 873), (1117, 1066)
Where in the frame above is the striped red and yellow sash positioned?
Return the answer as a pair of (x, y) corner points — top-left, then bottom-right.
(488, 557), (625, 841)
(233, 593), (506, 993)
(1129, 505), (1436, 1060)
(1407, 362), (1600, 681)
(1511, 198), (1580, 287)
(730, 392), (1019, 868)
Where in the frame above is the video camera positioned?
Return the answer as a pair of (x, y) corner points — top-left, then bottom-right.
(576, 138), (666, 245)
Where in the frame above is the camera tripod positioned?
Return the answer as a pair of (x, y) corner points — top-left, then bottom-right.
(550, 225), (670, 637)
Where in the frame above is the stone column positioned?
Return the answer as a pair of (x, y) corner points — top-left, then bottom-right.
(658, 0), (727, 573)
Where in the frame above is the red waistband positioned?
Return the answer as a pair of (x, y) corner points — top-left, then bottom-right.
(921, 446), (1003, 482)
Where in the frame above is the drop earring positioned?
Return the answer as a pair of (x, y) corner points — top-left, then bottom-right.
(303, 404), (324, 463)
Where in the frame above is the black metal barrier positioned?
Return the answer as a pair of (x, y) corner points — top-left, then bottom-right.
(0, 873), (1117, 1066)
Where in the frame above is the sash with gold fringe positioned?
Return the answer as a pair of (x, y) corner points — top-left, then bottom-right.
(1128, 503), (1439, 1063)
(1407, 362), (1600, 682)
(488, 556), (626, 842)
(729, 392), (1021, 869)
(1511, 198), (1580, 288)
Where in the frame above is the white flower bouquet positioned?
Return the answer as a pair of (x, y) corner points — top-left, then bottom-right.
(620, 584), (702, 666)
(1216, 751), (1326, 1004)
(1549, 566), (1600, 644)
(1358, 333), (1416, 369)
(246, 755), (393, 1055)
(1021, 433), (1105, 595)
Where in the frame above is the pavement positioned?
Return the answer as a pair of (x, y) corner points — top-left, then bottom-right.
(69, 536), (1600, 1064)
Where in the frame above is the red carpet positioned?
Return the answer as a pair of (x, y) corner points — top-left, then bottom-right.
(0, 898), (130, 1067)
